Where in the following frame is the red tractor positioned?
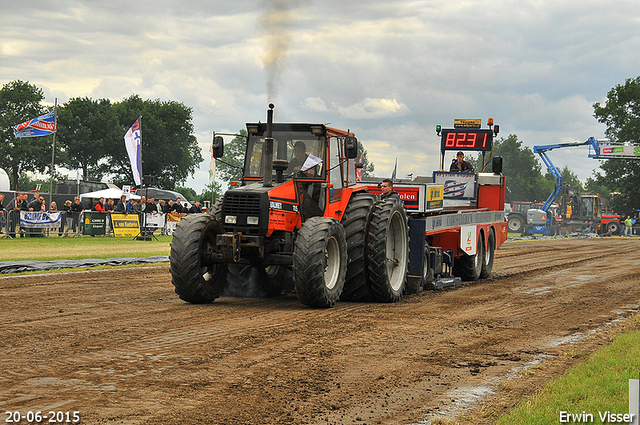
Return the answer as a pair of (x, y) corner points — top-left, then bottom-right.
(169, 104), (408, 308)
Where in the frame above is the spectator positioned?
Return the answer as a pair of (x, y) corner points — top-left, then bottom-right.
(69, 196), (85, 236)
(624, 215), (633, 237)
(28, 195), (45, 212)
(127, 198), (137, 214)
(62, 200), (73, 237)
(115, 195), (127, 213)
(92, 197), (105, 212)
(49, 201), (63, 237)
(172, 198), (183, 214)
(0, 193), (5, 234)
(158, 199), (166, 213)
(5, 194), (23, 237)
(104, 198), (115, 235)
(145, 197), (157, 214)
(164, 199), (174, 214)
(140, 196), (147, 213)
(189, 201), (202, 214)
(17, 194), (29, 237)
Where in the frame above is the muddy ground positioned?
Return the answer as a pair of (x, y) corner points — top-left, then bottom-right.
(1, 238), (640, 424)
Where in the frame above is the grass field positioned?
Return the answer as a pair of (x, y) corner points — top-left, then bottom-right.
(0, 235), (172, 261)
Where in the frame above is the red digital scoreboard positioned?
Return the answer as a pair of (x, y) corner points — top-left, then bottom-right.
(440, 129), (493, 152)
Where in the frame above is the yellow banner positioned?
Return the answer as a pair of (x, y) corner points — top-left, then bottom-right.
(167, 213), (187, 223)
(111, 213), (140, 237)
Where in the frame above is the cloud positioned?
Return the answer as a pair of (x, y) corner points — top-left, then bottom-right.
(301, 97), (328, 112)
(2, 0), (640, 193)
(333, 98), (410, 120)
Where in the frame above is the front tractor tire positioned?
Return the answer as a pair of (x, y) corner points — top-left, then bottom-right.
(169, 214), (228, 303)
(340, 192), (377, 301)
(367, 200), (409, 303)
(293, 217), (347, 308)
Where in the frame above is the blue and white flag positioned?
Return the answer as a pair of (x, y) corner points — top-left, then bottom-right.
(13, 110), (56, 138)
(124, 117), (142, 186)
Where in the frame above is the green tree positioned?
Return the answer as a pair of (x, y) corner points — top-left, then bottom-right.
(215, 130), (247, 183)
(357, 140), (375, 179)
(593, 76), (640, 215)
(56, 97), (119, 180)
(0, 80), (51, 190)
(175, 186), (197, 202)
(105, 95), (204, 190)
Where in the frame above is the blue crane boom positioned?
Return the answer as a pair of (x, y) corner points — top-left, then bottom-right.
(533, 137), (601, 211)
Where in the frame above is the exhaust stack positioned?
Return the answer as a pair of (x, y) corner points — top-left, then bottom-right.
(262, 103), (275, 187)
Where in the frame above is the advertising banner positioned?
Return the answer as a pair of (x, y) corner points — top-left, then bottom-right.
(83, 212), (106, 236)
(20, 211), (62, 229)
(433, 172), (477, 200)
(166, 213), (187, 235)
(111, 213), (140, 237)
(144, 213), (165, 229)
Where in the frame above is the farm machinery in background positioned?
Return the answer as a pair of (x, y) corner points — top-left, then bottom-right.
(168, 107), (507, 308)
(522, 137), (640, 236)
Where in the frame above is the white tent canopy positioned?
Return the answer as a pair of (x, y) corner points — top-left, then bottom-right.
(79, 188), (141, 201)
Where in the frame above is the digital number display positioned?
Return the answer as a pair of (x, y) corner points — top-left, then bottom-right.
(440, 129), (493, 151)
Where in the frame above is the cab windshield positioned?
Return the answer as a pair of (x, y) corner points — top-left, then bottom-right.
(244, 130), (325, 179)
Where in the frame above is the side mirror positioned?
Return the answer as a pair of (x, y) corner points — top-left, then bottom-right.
(345, 136), (358, 159)
(212, 135), (224, 158)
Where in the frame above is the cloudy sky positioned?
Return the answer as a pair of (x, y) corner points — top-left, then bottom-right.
(2, 0), (639, 193)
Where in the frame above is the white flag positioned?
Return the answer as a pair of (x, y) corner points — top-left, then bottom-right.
(124, 117), (142, 186)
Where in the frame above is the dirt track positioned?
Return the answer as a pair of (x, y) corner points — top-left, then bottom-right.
(2, 238), (640, 424)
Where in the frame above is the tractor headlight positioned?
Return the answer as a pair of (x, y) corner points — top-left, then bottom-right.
(225, 215), (237, 224)
(247, 216), (259, 225)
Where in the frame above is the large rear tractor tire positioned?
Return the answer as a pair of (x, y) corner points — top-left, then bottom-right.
(293, 217), (347, 308)
(169, 214), (228, 303)
(367, 200), (409, 303)
(480, 229), (495, 279)
(454, 232), (485, 281)
(340, 192), (377, 301)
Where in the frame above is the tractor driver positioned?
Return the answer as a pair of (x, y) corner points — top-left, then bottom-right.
(286, 141), (316, 177)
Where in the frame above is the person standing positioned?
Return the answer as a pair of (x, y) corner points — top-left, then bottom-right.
(92, 197), (105, 212)
(172, 198), (183, 214)
(189, 201), (202, 214)
(450, 151), (475, 172)
(624, 215), (633, 237)
(69, 197), (84, 236)
(0, 193), (5, 234)
(380, 179), (400, 201)
(115, 195), (128, 213)
(62, 200), (73, 237)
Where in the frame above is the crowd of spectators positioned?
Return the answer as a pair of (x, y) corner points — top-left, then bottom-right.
(0, 193), (204, 238)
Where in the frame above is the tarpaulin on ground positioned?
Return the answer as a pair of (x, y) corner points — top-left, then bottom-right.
(0, 256), (169, 274)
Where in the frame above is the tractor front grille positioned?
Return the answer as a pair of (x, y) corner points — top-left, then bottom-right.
(221, 192), (265, 235)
